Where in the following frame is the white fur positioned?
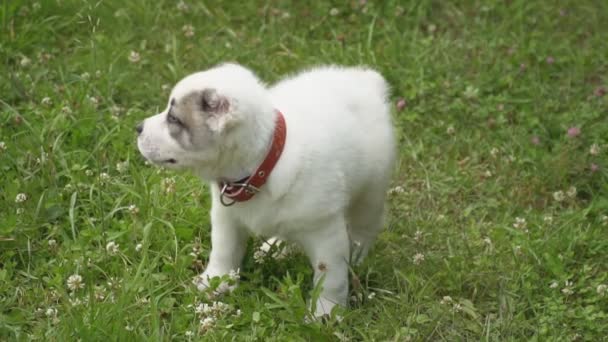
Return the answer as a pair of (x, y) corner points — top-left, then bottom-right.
(137, 63), (396, 316)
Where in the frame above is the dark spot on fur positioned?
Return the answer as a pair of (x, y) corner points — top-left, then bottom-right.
(317, 261), (327, 272)
(170, 98), (176, 106)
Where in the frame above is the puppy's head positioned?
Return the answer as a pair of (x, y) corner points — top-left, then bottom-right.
(136, 64), (270, 172)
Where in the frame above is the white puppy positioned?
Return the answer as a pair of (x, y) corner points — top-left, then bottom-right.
(137, 63), (395, 316)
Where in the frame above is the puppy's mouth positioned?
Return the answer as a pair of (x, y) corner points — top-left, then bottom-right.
(146, 157), (178, 166)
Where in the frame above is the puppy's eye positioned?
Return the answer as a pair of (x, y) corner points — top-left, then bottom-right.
(167, 113), (181, 125)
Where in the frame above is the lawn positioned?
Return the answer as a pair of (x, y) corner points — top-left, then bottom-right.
(1, 0), (608, 340)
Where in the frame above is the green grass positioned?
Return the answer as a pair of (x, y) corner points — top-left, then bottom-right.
(2, 0), (608, 340)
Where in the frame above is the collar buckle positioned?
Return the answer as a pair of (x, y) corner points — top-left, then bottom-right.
(220, 182), (260, 206)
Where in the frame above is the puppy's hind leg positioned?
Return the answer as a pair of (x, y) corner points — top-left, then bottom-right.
(347, 189), (387, 264)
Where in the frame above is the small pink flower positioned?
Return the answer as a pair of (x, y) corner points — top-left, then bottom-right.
(396, 98), (407, 111)
(594, 86), (606, 97)
(546, 56), (555, 64)
(531, 136), (540, 145)
(590, 163), (599, 173)
(567, 127), (581, 138)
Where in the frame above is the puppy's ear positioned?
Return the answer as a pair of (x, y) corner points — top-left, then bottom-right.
(201, 89), (234, 132)
(201, 88), (230, 114)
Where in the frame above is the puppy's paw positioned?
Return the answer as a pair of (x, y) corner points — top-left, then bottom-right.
(192, 269), (239, 296)
(312, 297), (338, 318)
(305, 299), (344, 324)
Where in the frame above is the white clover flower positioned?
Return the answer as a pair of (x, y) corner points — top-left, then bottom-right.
(589, 143), (600, 156)
(185, 330), (194, 338)
(601, 215), (608, 226)
(116, 161), (129, 173)
(387, 185), (405, 195)
(107, 277), (123, 289)
(16, 208), (24, 215)
(95, 70), (102, 78)
(513, 217), (527, 230)
(128, 51), (141, 63)
(162, 177), (176, 194)
(89, 96), (99, 107)
(190, 245), (200, 257)
(125, 325), (134, 331)
(560, 280), (574, 295)
(85, 169), (94, 177)
(514, 245), (522, 256)
(228, 269), (240, 281)
(482, 237), (492, 245)
(61, 106), (72, 114)
(212, 301), (230, 314)
(412, 252), (425, 265)
(490, 147), (499, 158)
(106, 241), (119, 255)
(182, 24), (195, 37)
(15, 193), (27, 203)
(48, 239), (57, 247)
(199, 316), (215, 332)
(543, 215), (553, 224)
(194, 303), (211, 315)
(0, 141), (6, 151)
(452, 303), (463, 312)
(45, 307), (58, 317)
(566, 186), (577, 198)
(440, 296), (453, 305)
(94, 286), (106, 301)
(597, 284), (607, 296)
(553, 190), (565, 202)
(41, 97), (52, 106)
(135, 243), (143, 252)
(177, 0), (189, 11)
(67, 274), (84, 291)
(68, 297), (83, 306)
(329, 8), (339, 16)
(99, 172), (111, 183)
(81, 72), (90, 81)
(128, 204), (139, 215)
(414, 230), (423, 242)
(253, 249), (266, 264)
(446, 125), (455, 135)
(110, 105), (123, 116)
(483, 170), (492, 178)
(20, 56), (32, 67)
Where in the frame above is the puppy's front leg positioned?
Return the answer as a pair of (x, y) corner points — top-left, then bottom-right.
(195, 207), (248, 293)
(300, 217), (350, 317)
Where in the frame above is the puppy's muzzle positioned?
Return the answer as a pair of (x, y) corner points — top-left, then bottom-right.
(135, 122), (144, 135)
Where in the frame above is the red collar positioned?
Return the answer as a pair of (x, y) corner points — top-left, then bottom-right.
(218, 111), (287, 206)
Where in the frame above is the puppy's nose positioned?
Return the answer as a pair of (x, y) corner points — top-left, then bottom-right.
(136, 122), (144, 135)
